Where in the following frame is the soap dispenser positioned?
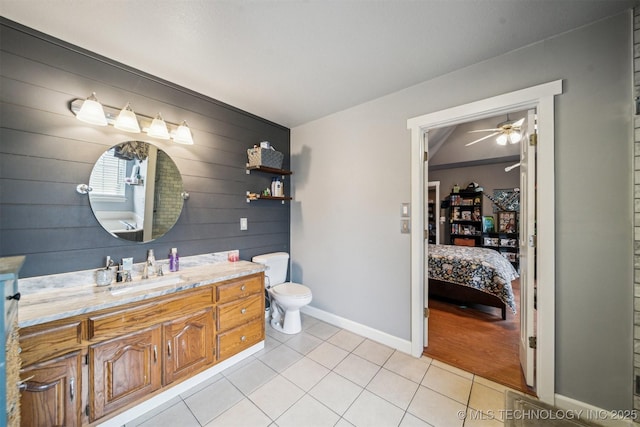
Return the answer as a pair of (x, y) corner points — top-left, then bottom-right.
(169, 248), (179, 272)
(146, 249), (156, 276)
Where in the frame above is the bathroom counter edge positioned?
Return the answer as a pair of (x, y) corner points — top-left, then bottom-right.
(18, 260), (266, 328)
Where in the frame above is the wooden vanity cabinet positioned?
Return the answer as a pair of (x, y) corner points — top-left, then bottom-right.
(19, 351), (82, 427)
(19, 272), (264, 425)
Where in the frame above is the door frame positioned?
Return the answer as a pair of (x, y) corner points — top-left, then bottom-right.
(407, 80), (562, 404)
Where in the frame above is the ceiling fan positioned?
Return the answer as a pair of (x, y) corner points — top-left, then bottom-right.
(465, 116), (525, 147)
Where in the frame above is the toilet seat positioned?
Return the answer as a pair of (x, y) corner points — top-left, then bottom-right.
(271, 282), (311, 299)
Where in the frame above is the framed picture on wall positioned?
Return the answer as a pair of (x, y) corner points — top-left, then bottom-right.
(498, 211), (517, 233)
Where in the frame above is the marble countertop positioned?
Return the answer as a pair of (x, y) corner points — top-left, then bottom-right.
(18, 253), (265, 328)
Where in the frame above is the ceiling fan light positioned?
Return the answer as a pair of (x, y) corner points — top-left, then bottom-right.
(147, 113), (170, 139)
(172, 120), (194, 145)
(114, 103), (141, 133)
(496, 134), (508, 145)
(76, 92), (108, 126)
(509, 132), (522, 144)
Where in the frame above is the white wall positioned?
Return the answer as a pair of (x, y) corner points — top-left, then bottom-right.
(291, 11), (633, 411)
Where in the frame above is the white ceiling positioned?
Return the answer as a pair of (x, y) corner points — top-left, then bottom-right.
(0, 0), (635, 128)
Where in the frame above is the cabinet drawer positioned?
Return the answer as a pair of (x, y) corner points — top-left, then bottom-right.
(20, 321), (83, 367)
(217, 319), (264, 361)
(216, 274), (263, 304)
(217, 294), (263, 331)
(88, 287), (213, 340)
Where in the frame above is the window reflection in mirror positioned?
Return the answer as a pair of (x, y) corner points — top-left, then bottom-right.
(89, 141), (184, 243)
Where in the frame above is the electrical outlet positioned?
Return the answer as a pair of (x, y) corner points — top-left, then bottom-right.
(240, 218), (248, 230)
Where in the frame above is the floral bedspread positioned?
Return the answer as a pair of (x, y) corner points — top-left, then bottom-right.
(427, 244), (518, 314)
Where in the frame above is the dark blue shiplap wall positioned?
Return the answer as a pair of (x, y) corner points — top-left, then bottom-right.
(0, 18), (291, 277)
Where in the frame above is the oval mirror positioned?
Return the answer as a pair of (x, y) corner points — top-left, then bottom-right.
(88, 141), (184, 242)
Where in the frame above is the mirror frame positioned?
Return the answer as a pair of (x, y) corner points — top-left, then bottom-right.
(87, 141), (185, 243)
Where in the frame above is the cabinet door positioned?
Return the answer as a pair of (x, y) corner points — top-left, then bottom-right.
(20, 351), (82, 427)
(89, 326), (162, 421)
(163, 307), (215, 384)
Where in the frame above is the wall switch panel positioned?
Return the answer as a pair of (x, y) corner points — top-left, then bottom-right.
(240, 218), (248, 230)
(401, 219), (410, 233)
(401, 203), (410, 217)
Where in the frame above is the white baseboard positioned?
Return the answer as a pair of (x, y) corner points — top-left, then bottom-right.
(301, 305), (413, 355)
(555, 394), (638, 427)
(97, 341), (264, 427)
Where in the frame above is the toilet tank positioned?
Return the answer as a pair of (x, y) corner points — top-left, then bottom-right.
(252, 252), (289, 286)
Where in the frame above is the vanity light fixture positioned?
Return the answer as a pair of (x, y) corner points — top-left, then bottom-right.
(172, 121), (194, 145)
(70, 95), (195, 144)
(114, 103), (141, 133)
(147, 113), (170, 140)
(76, 92), (108, 126)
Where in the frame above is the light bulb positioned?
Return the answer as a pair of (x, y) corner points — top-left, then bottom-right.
(496, 134), (508, 145)
(509, 132), (522, 144)
(147, 113), (170, 139)
(76, 92), (107, 126)
(114, 103), (141, 133)
(172, 121), (194, 145)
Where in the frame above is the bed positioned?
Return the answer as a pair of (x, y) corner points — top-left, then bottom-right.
(427, 244), (518, 319)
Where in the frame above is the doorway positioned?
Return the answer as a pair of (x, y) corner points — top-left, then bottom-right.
(407, 81), (562, 404)
(424, 124), (526, 390)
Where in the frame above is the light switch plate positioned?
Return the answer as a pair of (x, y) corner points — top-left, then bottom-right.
(240, 218), (248, 230)
(401, 203), (410, 217)
(401, 219), (410, 233)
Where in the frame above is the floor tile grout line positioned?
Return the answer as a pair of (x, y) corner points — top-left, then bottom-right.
(134, 317), (510, 427)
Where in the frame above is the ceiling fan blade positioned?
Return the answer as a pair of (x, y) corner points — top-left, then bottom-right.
(468, 128), (501, 133)
(465, 131), (501, 146)
(512, 118), (525, 128)
(505, 162), (521, 172)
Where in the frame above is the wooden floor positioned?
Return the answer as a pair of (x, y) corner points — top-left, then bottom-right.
(423, 279), (535, 395)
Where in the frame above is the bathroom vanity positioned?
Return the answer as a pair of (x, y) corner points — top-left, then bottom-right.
(17, 257), (265, 426)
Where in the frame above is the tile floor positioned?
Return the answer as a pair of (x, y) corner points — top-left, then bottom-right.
(126, 314), (517, 427)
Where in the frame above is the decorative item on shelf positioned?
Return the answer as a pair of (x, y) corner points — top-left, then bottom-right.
(70, 93), (195, 145)
(452, 183), (460, 193)
(498, 211), (517, 233)
(466, 182), (484, 192)
(247, 143), (284, 169)
(482, 216), (495, 233)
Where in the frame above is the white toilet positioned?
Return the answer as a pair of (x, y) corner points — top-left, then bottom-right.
(252, 252), (312, 334)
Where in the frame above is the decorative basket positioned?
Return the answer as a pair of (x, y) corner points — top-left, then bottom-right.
(247, 147), (284, 169)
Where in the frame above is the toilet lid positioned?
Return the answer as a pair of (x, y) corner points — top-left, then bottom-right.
(271, 283), (311, 298)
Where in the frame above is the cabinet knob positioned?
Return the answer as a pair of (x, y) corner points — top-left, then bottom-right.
(240, 285), (246, 291)
(240, 308), (246, 314)
(240, 335), (246, 342)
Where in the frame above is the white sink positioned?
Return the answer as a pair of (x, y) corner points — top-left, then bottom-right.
(108, 275), (184, 295)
